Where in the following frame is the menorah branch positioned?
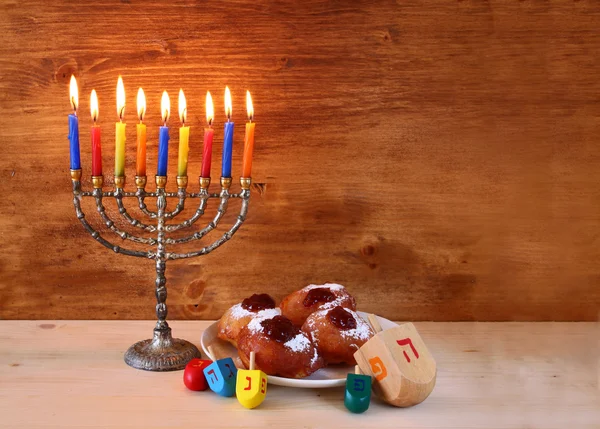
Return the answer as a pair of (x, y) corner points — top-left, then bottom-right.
(70, 169), (252, 371)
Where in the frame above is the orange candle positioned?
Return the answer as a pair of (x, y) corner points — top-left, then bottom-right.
(241, 91), (255, 178)
(136, 88), (147, 176)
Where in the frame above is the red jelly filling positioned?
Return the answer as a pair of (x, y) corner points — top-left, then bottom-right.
(327, 306), (357, 330)
(303, 288), (336, 307)
(241, 294), (276, 312)
(261, 315), (300, 343)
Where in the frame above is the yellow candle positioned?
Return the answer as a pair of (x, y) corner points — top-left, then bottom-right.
(136, 88), (147, 176)
(242, 91), (255, 178)
(115, 76), (126, 177)
(177, 89), (190, 177)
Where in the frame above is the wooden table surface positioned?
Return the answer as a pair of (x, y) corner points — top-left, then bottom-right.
(0, 321), (597, 428)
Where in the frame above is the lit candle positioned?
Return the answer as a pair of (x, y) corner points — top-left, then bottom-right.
(222, 86), (234, 178)
(68, 75), (81, 170)
(115, 76), (126, 177)
(201, 91), (214, 178)
(177, 89), (190, 177)
(136, 88), (147, 177)
(90, 90), (102, 176)
(157, 91), (170, 177)
(241, 91), (255, 178)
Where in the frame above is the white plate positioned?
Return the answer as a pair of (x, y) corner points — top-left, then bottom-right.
(200, 311), (397, 388)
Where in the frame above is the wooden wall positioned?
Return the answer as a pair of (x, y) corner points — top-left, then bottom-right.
(0, 0), (598, 321)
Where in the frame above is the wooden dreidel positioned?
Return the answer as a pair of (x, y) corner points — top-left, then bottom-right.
(236, 351), (268, 409)
(344, 365), (372, 414)
(354, 314), (436, 408)
(203, 346), (238, 397)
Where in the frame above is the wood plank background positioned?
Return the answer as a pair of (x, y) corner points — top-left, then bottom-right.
(0, 0), (598, 321)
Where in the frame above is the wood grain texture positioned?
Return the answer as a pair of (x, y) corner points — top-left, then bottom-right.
(0, 321), (598, 428)
(0, 1), (599, 321)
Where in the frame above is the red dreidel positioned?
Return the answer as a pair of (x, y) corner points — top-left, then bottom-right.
(344, 365), (372, 413)
(354, 314), (437, 408)
(183, 357), (212, 391)
(203, 346), (238, 397)
(236, 351), (268, 409)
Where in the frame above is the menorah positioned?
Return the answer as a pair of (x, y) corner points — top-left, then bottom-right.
(70, 170), (251, 371)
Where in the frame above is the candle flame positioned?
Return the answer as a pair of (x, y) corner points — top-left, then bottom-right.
(178, 89), (187, 125)
(69, 75), (78, 113)
(161, 91), (170, 124)
(224, 86), (232, 120)
(90, 90), (99, 122)
(206, 91), (214, 126)
(137, 88), (146, 122)
(116, 76), (125, 121)
(246, 91), (253, 121)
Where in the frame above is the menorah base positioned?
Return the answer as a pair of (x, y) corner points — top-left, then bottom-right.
(124, 327), (201, 371)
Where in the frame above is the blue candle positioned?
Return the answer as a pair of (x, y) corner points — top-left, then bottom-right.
(157, 126), (170, 176)
(68, 113), (81, 170)
(222, 121), (234, 177)
(68, 75), (81, 170)
(222, 86), (234, 177)
(157, 91), (171, 176)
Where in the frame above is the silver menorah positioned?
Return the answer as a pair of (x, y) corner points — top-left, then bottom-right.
(70, 171), (251, 371)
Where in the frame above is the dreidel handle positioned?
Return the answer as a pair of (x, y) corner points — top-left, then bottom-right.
(249, 351), (256, 370)
(367, 314), (383, 333)
(207, 345), (217, 362)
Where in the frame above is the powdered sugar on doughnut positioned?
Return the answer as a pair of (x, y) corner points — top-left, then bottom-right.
(284, 333), (311, 353)
(229, 303), (280, 321)
(303, 283), (346, 293)
(310, 346), (320, 366)
(301, 283), (351, 310)
(305, 308), (373, 343)
(247, 313), (313, 353)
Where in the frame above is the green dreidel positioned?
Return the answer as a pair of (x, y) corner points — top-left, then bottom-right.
(344, 365), (372, 413)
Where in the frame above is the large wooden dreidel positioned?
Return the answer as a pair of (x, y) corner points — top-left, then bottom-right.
(354, 315), (436, 407)
(203, 346), (238, 397)
(344, 365), (372, 414)
(236, 351), (268, 409)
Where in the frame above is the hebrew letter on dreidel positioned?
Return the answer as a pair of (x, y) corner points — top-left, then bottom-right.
(368, 356), (387, 381)
(397, 338), (419, 363)
(354, 315), (437, 408)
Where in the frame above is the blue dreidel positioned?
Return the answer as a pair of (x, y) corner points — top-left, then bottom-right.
(203, 346), (238, 397)
(344, 365), (372, 413)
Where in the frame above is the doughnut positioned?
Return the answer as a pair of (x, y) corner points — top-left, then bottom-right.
(280, 283), (356, 326)
(217, 294), (280, 347)
(302, 306), (374, 365)
(237, 314), (324, 378)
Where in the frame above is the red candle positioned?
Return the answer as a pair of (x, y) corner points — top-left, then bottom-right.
(90, 90), (102, 176)
(201, 91), (214, 178)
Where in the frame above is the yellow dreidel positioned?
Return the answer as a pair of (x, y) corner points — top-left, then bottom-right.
(344, 365), (372, 413)
(236, 351), (268, 409)
(354, 314), (436, 407)
(203, 346), (238, 397)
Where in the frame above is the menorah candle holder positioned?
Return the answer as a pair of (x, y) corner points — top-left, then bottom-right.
(70, 169), (251, 371)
